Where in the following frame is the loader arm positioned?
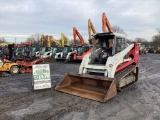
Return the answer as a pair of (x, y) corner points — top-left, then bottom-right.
(73, 27), (85, 45)
(106, 44), (134, 78)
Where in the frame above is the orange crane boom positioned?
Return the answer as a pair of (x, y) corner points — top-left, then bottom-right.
(73, 27), (84, 45)
(102, 13), (114, 33)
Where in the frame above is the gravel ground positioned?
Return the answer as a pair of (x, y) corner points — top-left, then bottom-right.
(0, 54), (160, 120)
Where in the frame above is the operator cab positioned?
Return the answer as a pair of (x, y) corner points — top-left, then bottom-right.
(62, 46), (78, 58)
(31, 46), (40, 58)
(93, 32), (127, 64)
(40, 47), (52, 55)
(52, 46), (63, 57)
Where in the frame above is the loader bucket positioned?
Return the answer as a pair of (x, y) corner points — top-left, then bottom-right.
(55, 73), (117, 102)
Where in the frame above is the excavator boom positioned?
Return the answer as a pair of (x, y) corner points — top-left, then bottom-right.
(102, 13), (114, 33)
(50, 37), (62, 46)
(73, 27), (84, 45)
(61, 33), (70, 46)
(41, 34), (51, 47)
(88, 19), (97, 40)
(88, 19), (97, 44)
(41, 34), (62, 47)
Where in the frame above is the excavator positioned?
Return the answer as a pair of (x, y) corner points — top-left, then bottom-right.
(52, 33), (70, 58)
(41, 34), (62, 47)
(55, 28), (81, 61)
(65, 27), (93, 62)
(88, 19), (97, 44)
(55, 12), (139, 102)
(41, 34), (61, 59)
(55, 27), (93, 62)
(41, 34), (69, 59)
(61, 33), (70, 47)
(73, 27), (84, 45)
(41, 33), (70, 47)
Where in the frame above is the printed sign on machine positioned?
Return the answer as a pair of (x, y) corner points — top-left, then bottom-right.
(32, 64), (51, 90)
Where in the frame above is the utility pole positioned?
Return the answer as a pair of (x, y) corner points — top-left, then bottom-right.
(15, 37), (16, 43)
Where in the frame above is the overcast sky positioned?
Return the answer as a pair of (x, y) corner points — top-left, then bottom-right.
(0, 0), (160, 43)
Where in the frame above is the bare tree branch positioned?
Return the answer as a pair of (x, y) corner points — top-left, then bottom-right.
(26, 33), (41, 45)
(112, 25), (127, 35)
(0, 37), (7, 43)
(152, 31), (160, 48)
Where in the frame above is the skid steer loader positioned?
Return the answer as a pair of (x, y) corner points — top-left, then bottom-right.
(55, 32), (139, 102)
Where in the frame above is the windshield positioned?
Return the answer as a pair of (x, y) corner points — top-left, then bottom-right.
(77, 47), (83, 56)
(63, 47), (68, 55)
(41, 47), (46, 54)
(22, 47), (26, 52)
(52, 47), (57, 55)
(32, 47), (36, 53)
(41, 47), (51, 54)
(15, 47), (19, 52)
(32, 47), (39, 53)
(57, 47), (63, 52)
(115, 38), (126, 53)
(46, 47), (51, 51)
(72, 47), (77, 51)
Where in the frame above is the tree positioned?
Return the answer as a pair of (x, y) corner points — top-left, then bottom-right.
(135, 38), (151, 47)
(26, 33), (41, 45)
(69, 39), (88, 45)
(0, 37), (7, 43)
(70, 39), (79, 45)
(135, 38), (147, 43)
(152, 30), (160, 48)
(112, 25), (127, 35)
(126, 38), (132, 43)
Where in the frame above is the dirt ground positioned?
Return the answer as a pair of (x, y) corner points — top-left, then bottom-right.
(0, 54), (160, 120)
